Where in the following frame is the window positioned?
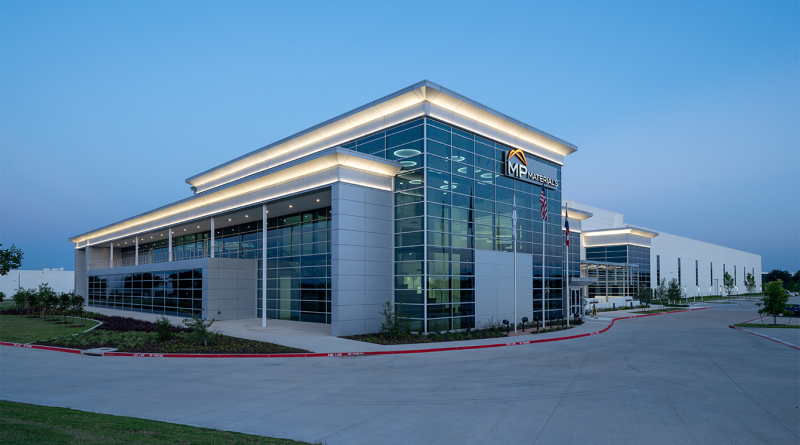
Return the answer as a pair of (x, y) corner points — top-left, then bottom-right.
(678, 258), (681, 285)
(695, 260), (698, 286)
(656, 255), (660, 283)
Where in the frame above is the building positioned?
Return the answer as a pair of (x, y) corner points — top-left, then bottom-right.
(69, 81), (761, 335)
(0, 269), (75, 297)
(566, 202), (762, 309)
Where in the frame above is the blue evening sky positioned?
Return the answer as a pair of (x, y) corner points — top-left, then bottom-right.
(1, 1), (798, 273)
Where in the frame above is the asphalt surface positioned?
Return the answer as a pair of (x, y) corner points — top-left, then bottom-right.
(1, 302), (798, 444)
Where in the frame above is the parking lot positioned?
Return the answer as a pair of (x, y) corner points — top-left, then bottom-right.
(1, 301), (798, 445)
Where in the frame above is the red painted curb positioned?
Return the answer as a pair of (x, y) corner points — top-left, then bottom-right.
(3, 307), (710, 358)
(0, 341), (82, 354)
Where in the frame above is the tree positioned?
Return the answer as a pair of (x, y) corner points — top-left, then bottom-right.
(666, 279), (682, 307)
(635, 285), (652, 312)
(723, 271), (735, 301)
(0, 291), (5, 302)
(37, 284), (56, 320)
(744, 272), (756, 295)
(763, 269), (791, 284)
(25, 288), (39, 318)
(12, 289), (27, 312)
(758, 281), (789, 325)
(0, 244), (23, 276)
(43, 290), (58, 323)
(654, 279), (667, 310)
(58, 292), (73, 324)
(70, 294), (85, 326)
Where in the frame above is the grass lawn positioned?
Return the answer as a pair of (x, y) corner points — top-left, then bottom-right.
(734, 323), (800, 329)
(0, 400), (307, 444)
(0, 315), (98, 344)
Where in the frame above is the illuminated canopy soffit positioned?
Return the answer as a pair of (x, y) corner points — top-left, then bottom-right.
(70, 149), (400, 244)
(185, 81), (578, 190)
(581, 228), (659, 238)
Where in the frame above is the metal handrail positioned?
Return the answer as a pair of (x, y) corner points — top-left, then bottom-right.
(87, 246), (260, 270)
(88, 249), (209, 270)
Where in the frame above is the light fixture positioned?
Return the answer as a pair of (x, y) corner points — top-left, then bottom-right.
(184, 229), (186, 231)
(197, 226), (200, 228)
(245, 215), (249, 218)
(316, 199), (320, 202)
(289, 205), (293, 208)
(228, 218), (232, 221)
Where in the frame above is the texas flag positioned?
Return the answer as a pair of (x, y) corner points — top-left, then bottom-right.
(565, 207), (570, 247)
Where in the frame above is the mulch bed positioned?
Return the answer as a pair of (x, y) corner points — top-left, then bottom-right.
(34, 334), (310, 354)
(92, 315), (191, 333)
(344, 330), (510, 345)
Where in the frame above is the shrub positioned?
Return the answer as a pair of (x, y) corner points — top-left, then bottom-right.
(378, 300), (411, 340)
(154, 316), (173, 341)
(182, 316), (216, 346)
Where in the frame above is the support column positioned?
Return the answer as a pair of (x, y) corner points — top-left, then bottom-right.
(262, 204), (267, 328)
(110, 242), (113, 268)
(210, 218), (215, 258)
(168, 228), (173, 261)
(135, 237), (139, 266)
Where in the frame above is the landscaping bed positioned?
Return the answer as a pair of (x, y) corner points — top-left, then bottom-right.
(34, 330), (310, 354)
(733, 323), (799, 329)
(344, 324), (577, 345)
(2, 308), (310, 354)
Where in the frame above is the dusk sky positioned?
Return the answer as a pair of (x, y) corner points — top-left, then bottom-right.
(2, 1), (798, 273)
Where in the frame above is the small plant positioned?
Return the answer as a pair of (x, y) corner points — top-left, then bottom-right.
(378, 300), (411, 340)
(182, 315), (216, 346)
(155, 316), (174, 341)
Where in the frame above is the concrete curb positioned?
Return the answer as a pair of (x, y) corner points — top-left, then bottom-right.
(0, 307), (710, 358)
(728, 316), (800, 350)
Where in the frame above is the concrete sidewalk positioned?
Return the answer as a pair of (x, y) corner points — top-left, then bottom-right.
(83, 306), (615, 353)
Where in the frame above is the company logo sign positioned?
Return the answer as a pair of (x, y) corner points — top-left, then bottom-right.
(503, 150), (559, 188)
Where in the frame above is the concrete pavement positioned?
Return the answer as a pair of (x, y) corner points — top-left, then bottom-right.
(1, 301), (798, 444)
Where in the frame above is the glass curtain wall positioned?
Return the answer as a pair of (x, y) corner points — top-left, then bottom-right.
(88, 269), (203, 316)
(120, 220), (261, 263)
(581, 262), (639, 301)
(388, 117), (563, 332)
(586, 245), (650, 288)
(261, 207), (332, 324)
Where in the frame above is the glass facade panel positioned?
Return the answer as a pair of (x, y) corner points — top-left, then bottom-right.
(262, 206), (332, 324)
(88, 269), (203, 317)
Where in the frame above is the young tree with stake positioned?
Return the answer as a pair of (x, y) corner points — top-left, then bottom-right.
(723, 271), (735, 302)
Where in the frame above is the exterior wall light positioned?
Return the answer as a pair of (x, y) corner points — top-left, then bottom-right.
(521, 317), (529, 332)
(502, 319), (510, 334)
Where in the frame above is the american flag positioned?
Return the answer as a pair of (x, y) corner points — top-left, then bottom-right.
(565, 207), (570, 246)
(539, 183), (548, 221)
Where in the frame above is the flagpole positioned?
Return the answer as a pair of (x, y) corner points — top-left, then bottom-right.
(513, 190), (517, 333)
(565, 202), (570, 328)
(542, 217), (546, 328)
(540, 183), (546, 329)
